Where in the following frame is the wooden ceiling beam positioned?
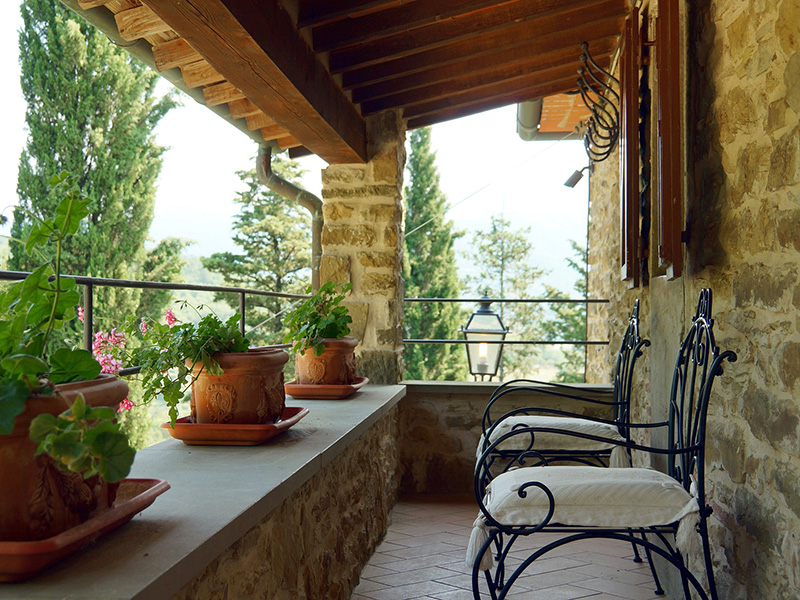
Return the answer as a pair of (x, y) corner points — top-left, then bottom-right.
(297, 0), (399, 29)
(77, 0), (112, 8)
(246, 112), (277, 131)
(261, 124), (290, 141)
(351, 35), (618, 104)
(401, 63), (607, 120)
(331, 0), (625, 74)
(228, 98), (263, 119)
(360, 48), (614, 115)
(180, 60), (226, 88)
(277, 135), (303, 150)
(405, 76), (585, 128)
(116, 5), (173, 41)
(312, 0), (508, 53)
(143, 0), (367, 164)
(202, 81), (245, 106)
(152, 39), (203, 71)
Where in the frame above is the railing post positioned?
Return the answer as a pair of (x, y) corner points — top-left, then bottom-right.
(239, 292), (246, 337)
(83, 283), (94, 352)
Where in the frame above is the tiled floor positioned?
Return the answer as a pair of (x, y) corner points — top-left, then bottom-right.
(350, 495), (665, 600)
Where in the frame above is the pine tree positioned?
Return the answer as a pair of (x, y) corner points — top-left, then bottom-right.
(12, 0), (180, 332)
(403, 128), (467, 381)
(466, 216), (546, 380)
(202, 156), (311, 347)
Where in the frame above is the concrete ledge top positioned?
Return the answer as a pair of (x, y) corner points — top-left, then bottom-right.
(403, 380), (613, 395)
(2, 384), (406, 600)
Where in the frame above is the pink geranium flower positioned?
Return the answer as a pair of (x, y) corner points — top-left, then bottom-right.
(165, 309), (177, 327)
(117, 398), (134, 412)
(77, 306), (84, 322)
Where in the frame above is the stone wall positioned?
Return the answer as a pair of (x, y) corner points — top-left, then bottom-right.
(171, 407), (400, 600)
(587, 0), (800, 597)
(399, 382), (613, 494)
(320, 111), (407, 384)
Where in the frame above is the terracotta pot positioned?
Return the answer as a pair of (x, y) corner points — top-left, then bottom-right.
(294, 336), (358, 385)
(0, 374), (129, 541)
(190, 348), (289, 425)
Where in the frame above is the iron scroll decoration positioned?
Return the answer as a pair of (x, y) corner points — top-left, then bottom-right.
(577, 42), (620, 163)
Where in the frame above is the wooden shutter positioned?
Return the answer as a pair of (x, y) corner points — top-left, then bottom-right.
(619, 7), (640, 287)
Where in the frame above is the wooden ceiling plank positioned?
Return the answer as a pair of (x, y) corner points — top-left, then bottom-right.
(143, 0), (367, 164)
(181, 60), (226, 88)
(312, 0), (510, 53)
(402, 64), (607, 120)
(276, 135), (303, 149)
(351, 34), (618, 104)
(152, 39), (203, 71)
(203, 81), (245, 106)
(228, 98), (263, 119)
(359, 48), (614, 115)
(116, 5), (173, 41)
(332, 0), (625, 74)
(342, 11), (624, 91)
(297, 1), (400, 29)
(289, 146), (314, 159)
(246, 112), (277, 131)
(261, 124), (290, 141)
(406, 75), (584, 127)
(78, 0), (113, 9)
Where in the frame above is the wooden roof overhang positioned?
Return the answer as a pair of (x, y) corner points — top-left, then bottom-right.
(65, 0), (630, 164)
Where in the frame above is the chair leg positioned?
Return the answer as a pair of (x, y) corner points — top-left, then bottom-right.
(628, 528), (643, 563)
(698, 515), (720, 600)
(638, 530), (665, 595)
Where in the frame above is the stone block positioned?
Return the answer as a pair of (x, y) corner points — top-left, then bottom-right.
(768, 127), (799, 190)
(356, 350), (400, 384)
(784, 46), (800, 112)
(362, 273), (396, 295)
(371, 152), (400, 184)
(319, 255), (351, 285)
(322, 185), (399, 200)
(384, 225), (398, 248)
(322, 224), (376, 247)
(377, 327), (400, 345)
(343, 301), (368, 342)
(357, 251), (396, 269)
(323, 203), (355, 221)
(321, 167), (366, 185)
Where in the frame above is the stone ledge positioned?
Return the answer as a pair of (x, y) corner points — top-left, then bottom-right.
(1, 385), (406, 600)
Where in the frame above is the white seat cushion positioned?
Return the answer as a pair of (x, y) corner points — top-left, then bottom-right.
(479, 416), (626, 455)
(484, 466), (697, 529)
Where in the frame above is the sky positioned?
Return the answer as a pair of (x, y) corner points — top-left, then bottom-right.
(0, 3), (590, 295)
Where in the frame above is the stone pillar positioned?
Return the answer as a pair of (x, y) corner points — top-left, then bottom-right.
(320, 111), (406, 384)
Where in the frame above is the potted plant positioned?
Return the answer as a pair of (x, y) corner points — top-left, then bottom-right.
(0, 172), (136, 541)
(126, 304), (289, 426)
(283, 282), (358, 385)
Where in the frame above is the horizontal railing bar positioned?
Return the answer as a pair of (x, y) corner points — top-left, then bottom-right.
(0, 271), (310, 300)
(404, 339), (609, 346)
(403, 297), (608, 304)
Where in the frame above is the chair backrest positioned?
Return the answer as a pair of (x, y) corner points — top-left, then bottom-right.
(611, 299), (650, 430)
(666, 289), (737, 498)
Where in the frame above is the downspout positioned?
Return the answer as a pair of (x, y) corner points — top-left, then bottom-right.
(256, 146), (323, 290)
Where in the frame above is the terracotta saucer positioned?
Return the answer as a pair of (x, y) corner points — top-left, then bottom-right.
(284, 376), (369, 400)
(161, 406), (310, 446)
(0, 478), (170, 583)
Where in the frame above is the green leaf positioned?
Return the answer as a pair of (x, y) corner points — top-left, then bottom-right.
(53, 187), (90, 237)
(28, 413), (58, 442)
(0, 379), (31, 434)
(94, 431), (135, 483)
(1, 354), (48, 377)
(71, 394), (87, 421)
(49, 348), (102, 384)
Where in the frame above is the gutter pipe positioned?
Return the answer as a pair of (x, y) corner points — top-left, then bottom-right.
(256, 146), (323, 290)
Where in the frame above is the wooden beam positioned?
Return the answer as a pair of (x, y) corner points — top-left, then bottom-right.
(332, 0), (625, 73)
(180, 60), (226, 88)
(289, 146), (314, 159)
(351, 35), (618, 104)
(246, 112), (277, 131)
(297, 0), (398, 28)
(405, 76), (583, 128)
(261, 124), (290, 141)
(202, 81), (245, 106)
(402, 67), (602, 120)
(78, 0), (112, 8)
(312, 0), (509, 53)
(143, 0), (367, 164)
(360, 49), (614, 116)
(152, 39), (203, 71)
(228, 98), (263, 119)
(116, 5), (173, 41)
(276, 135), (303, 149)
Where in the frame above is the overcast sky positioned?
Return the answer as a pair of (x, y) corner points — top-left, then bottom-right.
(0, 3), (590, 295)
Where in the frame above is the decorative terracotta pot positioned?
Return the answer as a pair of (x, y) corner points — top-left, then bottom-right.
(0, 374), (129, 541)
(190, 348), (289, 425)
(294, 336), (358, 385)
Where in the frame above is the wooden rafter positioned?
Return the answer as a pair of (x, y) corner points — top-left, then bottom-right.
(180, 60), (225, 88)
(115, 5), (173, 41)
(297, 0), (398, 28)
(152, 39), (203, 71)
(202, 81), (245, 106)
(246, 112), (277, 131)
(142, 0), (368, 164)
(228, 98), (263, 119)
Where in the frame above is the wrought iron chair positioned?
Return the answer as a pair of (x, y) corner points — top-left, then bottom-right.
(468, 289), (736, 600)
(477, 299), (651, 471)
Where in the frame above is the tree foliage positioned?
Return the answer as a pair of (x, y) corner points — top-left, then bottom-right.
(403, 128), (467, 381)
(202, 156), (311, 346)
(466, 216), (546, 380)
(12, 0), (183, 333)
(542, 240), (588, 382)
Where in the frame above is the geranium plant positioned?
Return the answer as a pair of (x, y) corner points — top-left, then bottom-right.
(124, 303), (249, 425)
(0, 172), (135, 482)
(283, 282), (353, 356)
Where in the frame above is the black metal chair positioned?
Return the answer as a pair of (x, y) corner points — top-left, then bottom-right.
(477, 299), (651, 472)
(469, 289), (736, 600)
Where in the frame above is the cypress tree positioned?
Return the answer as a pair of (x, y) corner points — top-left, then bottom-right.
(12, 0), (180, 330)
(403, 128), (467, 381)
